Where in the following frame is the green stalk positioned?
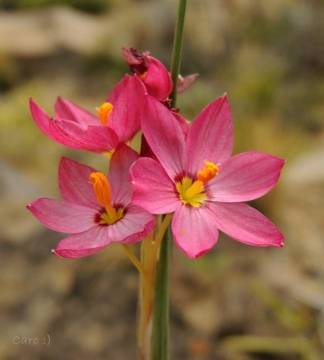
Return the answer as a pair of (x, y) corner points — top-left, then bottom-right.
(151, 1), (187, 359)
(170, 0), (187, 108)
(151, 229), (170, 360)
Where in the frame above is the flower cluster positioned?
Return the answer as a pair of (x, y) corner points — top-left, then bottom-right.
(28, 47), (284, 259)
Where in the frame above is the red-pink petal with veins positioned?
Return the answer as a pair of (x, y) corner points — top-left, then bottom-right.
(209, 152), (285, 202)
(130, 157), (178, 214)
(141, 95), (187, 180)
(59, 157), (101, 209)
(54, 97), (100, 126)
(27, 198), (97, 233)
(208, 202), (284, 247)
(187, 94), (234, 174)
(172, 204), (219, 259)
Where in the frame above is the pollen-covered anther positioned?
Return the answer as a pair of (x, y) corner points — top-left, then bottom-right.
(97, 102), (114, 126)
(89, 172), (112, 205)
(89, 172), (123, 225)
(197, 161), (219, 182)
(139, 71), (147, 80)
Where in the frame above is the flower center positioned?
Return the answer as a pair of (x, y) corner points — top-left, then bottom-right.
(97, 102), (114, 126)
(176, 177), (206, 207)
(176, 161), (219, 207)
(89, 172), (124, 225)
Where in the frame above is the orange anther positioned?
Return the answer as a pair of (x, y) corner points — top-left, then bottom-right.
(197, 161), (219, 182)
(89, 172), (112, 205)
(97, 102), (114, 126)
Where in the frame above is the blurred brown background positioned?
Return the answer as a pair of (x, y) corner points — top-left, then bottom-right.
(1, 0), (324, 359)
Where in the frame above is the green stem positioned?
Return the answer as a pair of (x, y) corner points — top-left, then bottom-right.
(151, 3), (187, 359)
(170, 0), (187, 108)
(151, 228), (170, 360)
(137, 215), (172, 360)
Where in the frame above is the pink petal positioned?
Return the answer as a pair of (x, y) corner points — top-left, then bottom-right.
(172, 204), (219, 259)
(130, 157), (179, 214)
(177, 73), (199, 94)
(53, 226), (111, 259)
(30, 99), (119, 152)
(106, 75), (131, 104)
(54, 97), (100, 126)
(209, 152), (285, 202)
(186, 94), (234, 174)
(108, 75), (146, 143)
(59, 157), (101, 209)
(109, 143), (139, 205)
(208, 202), (284, 247)
(27, 199), (97, 233)
(51, 119), (119, 153)
(144, 56), (173, 100)
(141, 95), (187, 180)
(173, 111), (189, 137)
(30, 99), (72, 144)
(53, 204), (156, 259)
(107, 204), (156, 243)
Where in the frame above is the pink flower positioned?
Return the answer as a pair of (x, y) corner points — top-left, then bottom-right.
(29, 75), (146, 155)
(27, 144), (155, 258)
(122, 47), (173, 101)
(130, 94), (285, 259)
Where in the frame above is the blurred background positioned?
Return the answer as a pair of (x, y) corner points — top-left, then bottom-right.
(1, 0), (324, 359)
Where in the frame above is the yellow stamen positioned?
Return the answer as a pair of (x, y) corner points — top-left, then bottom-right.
(97, 102), (114, 126)
(197, 161), (219, 182)
(176, 177), (206, 207)
(89, 172), (123, 225)
(184, 180), (204, 199)
(175, 161), (219, 207)
(100, 204), (119, 224)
